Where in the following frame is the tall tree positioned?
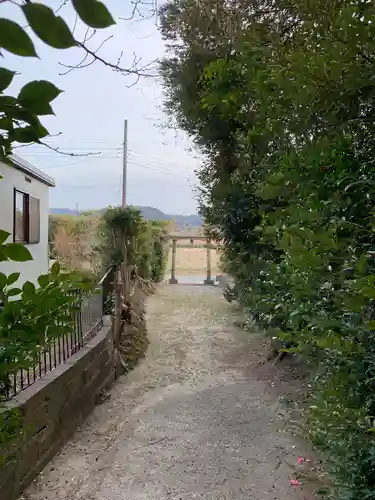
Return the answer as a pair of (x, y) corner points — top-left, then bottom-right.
(160, 1), (375, 498)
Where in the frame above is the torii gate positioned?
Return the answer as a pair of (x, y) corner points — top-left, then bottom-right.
(167, 233), (220, 285)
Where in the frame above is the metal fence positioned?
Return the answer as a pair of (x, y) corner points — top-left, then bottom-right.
(100, 267), (115, 314)
(2, 272), (114, 401)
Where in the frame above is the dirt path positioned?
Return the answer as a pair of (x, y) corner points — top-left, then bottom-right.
(24, 285), (313, 500)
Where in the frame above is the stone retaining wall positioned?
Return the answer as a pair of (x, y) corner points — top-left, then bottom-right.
(0, 318), (119, 500)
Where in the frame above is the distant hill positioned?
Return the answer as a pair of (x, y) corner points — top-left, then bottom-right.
(50, 206), (203, 228)
(135, 206), (202, 227)
(50, 208), (77, 215)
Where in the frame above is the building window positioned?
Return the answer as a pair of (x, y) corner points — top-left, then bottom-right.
(29, 196), (40, 243)
(14, 190), (27, 242)
(13, 189), (40, 244)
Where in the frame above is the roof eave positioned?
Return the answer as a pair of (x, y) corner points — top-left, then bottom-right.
(7, 154), (55, 187)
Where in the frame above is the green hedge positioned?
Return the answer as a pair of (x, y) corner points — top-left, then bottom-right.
(160, 1), (375, 498)
(100, 207), (168, 282)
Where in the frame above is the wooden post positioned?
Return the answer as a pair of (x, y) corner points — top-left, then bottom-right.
(113, 270), (123, 341)
(204, 239), (214, 285)
(169, 238), (178, 284)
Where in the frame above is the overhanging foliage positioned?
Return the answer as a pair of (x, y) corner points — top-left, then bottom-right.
(0, 0), (118, 465)
(160, 1), (375, 498)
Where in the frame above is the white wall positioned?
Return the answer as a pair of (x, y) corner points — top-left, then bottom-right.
(0, 161), (50, 286)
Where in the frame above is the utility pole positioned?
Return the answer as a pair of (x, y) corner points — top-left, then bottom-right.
(76, 201), (79, 216)
(122, 119), (128, 207)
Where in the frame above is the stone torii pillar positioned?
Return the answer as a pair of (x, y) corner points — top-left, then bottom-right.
(169, 238), (178, 284)
(204, 239), (214, 285)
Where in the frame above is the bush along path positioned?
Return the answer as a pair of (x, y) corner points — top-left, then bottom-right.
(159, 2), (375, 497)
(24, 285), (316, 500)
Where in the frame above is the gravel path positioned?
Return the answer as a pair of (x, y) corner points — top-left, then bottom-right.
(24, 285), (314, 500)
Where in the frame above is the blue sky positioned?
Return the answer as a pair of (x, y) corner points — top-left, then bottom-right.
(2, 0), (201, 214)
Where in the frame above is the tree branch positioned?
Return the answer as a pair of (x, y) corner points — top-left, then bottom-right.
(58, 34), (158, 80)
(58, 35), (113, 75)
(38, 141), (102, 156)
(75, 40), (157, 77)
(55, 0), (69, 15)
(119, 0), (158, 22)
(13, 133), (103, 156)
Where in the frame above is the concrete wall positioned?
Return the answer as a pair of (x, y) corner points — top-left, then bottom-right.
(0, 160), (50, 286)
(0, 321), (118, 500)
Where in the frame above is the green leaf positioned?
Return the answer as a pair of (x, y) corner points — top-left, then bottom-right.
(7, 288), (22, 297)
(12, 126), (40, 144)
(37, 274), (50, 288)
(0, 68), (16, 93)
(0, 246), (7, 262)
(0, 230), (10, 245)
(22, 4), (76, 50)
(18, 80), (62, 113)
(72, 0), (115, 28)
(36, 123), (49, 138)
(11, 119), (48, 143)
(50, 261), (61, 277)
(22, 281), (35, 297)
(28, 102), (54, 116)
(0, 116), (13, 132)
(5, 243), (32, 262)
(7, 272), (20, 286)
(0, 19), (37, 57)
(0, 272), (7, 290)
(6, 108), (46, 131)
(0, 96), (16, 111)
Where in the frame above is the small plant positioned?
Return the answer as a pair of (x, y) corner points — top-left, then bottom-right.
(0, 230), (88, 463)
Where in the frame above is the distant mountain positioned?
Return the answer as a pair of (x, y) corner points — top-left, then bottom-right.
(135, 206), (202, 227)
(50, 206), (203, 227)
(50, 208), (77, 215)
(167, 213), (202, 227)
(135, 206), (168, 220)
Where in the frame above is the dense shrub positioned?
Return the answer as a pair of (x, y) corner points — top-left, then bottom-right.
(160, 1), (375, 498)
(99, 207), (168, 282)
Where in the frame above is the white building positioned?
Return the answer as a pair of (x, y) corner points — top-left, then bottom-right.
(0, 154), (55, 285)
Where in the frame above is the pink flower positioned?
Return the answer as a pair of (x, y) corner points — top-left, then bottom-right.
(290, 479), (300, 486)
(297, 457), (305, 464)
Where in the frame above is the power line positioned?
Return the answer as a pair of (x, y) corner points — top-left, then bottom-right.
(20, 143), (199, 184)
(45, 158), (106, 169)
(36, 138), (122, 144)
(49, 160), (193, 187)
(127, 160), (192, 179)
(18, 144), (198, 160)
(19, 144), (199, 173)
(127, 150), (197, 172)
(33, 155), (196, 179)
(57, 183), (121, 189)
(19, 149), (121, 156)
(21, 149), (196, 162)
(45, 156), (123, 169)
(42, 157), (191, 176)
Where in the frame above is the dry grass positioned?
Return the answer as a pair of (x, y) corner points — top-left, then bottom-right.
(166, 246), (221, 277)
(52, 215), (101, 274)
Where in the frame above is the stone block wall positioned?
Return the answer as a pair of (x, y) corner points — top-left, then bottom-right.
(0, 319), (119, 500)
